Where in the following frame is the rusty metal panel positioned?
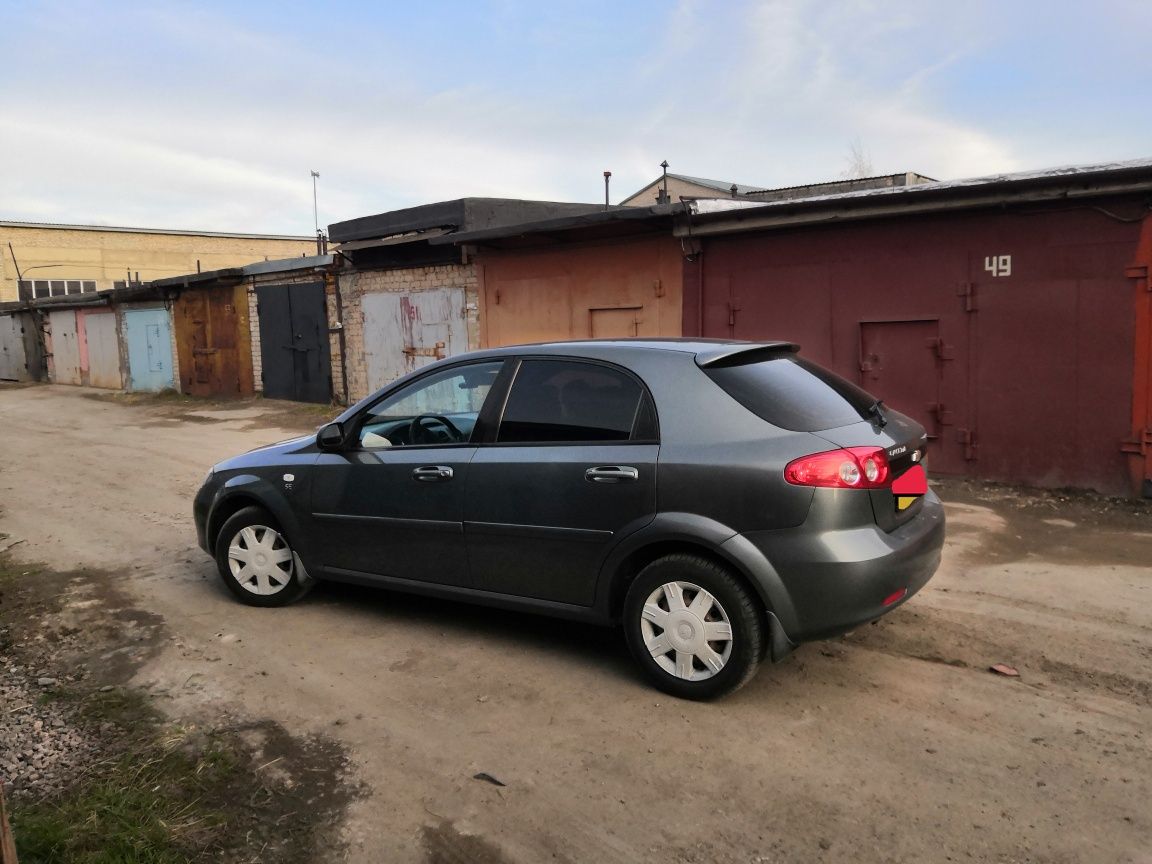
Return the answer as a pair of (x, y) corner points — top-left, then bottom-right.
(0, 315), (26, 381)
(478, 236), (683, 348)
(362, 287), (465, 390)
(695, 201), (1144, 493)
(589, 306), (642, 338)
(48, 309), (81, 385)
(1123, 215), (1152, 495)
(860, 320), (943, 439)
(82, 311), (122, 389)
(174, 285), (254, 398)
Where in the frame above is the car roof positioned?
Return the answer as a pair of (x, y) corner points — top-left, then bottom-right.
(471, 338), (799, 365)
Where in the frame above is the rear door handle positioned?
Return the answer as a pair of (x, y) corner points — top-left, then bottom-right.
(412, 465), (454, 482)
(585, 466), (639, 483)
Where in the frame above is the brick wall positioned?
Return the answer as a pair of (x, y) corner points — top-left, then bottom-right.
(340, 263), (480, 403)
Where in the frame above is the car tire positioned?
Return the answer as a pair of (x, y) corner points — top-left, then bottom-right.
(214, 506), (312, 607)
(623, 554), (763, 700)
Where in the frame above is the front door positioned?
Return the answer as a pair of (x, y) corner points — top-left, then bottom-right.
(465, 358), (659, 607)
(310, 360), (505, 586)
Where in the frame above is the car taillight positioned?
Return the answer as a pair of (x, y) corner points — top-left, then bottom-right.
(784, 446), (891, 489)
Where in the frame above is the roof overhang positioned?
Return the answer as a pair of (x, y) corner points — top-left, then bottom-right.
(435, 203), (683, 248)
(676, 158), (1152, 237)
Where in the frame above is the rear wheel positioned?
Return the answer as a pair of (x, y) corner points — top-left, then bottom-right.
(623, 554), (763, 700)
(214, 506), (311, 607)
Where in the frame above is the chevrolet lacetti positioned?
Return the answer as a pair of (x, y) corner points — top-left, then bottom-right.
(194, 339), (945, 699)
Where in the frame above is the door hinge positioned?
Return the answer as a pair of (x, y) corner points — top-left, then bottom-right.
(958, 427), (978, 460)
(1125, 265), (1150, 291)
(926, 337), (956, 360)
(927, 402), (954, 426)
(1120, 428), (1152, 455)
(728, 304), (740, 327)
(957, 282), (977, 312)
(653, 278), (664, 298)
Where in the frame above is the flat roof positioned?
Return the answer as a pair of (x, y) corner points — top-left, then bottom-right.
(435, 202), (681, 246)
(329, 198), (609, 245)
(0, 219), (313, 241)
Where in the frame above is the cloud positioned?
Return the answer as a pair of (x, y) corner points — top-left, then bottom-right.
(0, 0), (1144, 234)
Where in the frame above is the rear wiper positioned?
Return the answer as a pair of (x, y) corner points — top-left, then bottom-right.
(868, 399), (888, 428)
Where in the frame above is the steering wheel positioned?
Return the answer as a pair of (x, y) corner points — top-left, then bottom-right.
(408, 413), (465, 444)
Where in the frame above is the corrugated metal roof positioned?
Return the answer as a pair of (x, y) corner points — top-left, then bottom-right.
(666, 174), (767, 195)
(686, 157), (1152, 223)
(151, 254), (333, 288)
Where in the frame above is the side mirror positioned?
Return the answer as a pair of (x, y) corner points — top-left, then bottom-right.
(316, 421), (346, 452)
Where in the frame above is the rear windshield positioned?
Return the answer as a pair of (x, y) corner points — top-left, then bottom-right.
(704, 356), (877, 432)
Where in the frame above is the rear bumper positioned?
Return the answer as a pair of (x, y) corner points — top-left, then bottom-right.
(742, 489), (945, 642)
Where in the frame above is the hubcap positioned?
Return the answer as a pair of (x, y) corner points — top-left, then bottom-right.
(227, 524), (294, 596)
(640, 581), (733, 681)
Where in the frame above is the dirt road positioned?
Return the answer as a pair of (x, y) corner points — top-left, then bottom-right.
(2, 384), (1150, 863)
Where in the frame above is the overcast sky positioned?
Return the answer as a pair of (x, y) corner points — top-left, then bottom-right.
(1, 0), (1149, 235)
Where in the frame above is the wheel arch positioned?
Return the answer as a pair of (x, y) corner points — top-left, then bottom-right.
(598, 514), (799, 661)
(206, 476), (305, 557)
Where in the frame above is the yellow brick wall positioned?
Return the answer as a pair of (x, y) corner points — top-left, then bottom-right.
(0, 224), (316, 302)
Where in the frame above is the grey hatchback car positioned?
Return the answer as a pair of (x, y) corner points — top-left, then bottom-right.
(194, 339), (944, 699)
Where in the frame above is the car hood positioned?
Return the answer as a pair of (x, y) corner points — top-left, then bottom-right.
(214, 435), (316, 472)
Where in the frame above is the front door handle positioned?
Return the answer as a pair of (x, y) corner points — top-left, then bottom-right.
(412, 465), (454, 482)
(585, 466), (639, 483)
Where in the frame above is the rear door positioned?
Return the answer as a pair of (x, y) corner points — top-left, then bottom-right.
(465, 358), (659, 606)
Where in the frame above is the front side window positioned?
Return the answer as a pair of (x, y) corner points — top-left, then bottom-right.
(498, 359), (650, 443)
(358, 361), (503, 448)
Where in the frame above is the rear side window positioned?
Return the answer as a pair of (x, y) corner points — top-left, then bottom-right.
(498, 359), (652, 443)
(704, 356), (877, 432)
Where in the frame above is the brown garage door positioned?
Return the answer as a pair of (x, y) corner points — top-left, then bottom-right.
(174, 284), (254, 398)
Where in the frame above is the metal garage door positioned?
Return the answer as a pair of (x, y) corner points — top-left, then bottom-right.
(123, 308), (175, 392)
(49, 310), (81, 385)
(0, 315), (25, 381)
(256, 282), (332, 403)
(83, 312), (122, 389)
(362, 288), (465, 391)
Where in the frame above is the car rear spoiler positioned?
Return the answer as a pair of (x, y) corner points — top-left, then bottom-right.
(694, 342), (800, 368)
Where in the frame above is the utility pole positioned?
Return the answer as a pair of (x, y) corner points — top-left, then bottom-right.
(603, 171), (612, 210)
(311, 170), (326, 255)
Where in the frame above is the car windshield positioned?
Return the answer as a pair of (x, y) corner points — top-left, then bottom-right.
(704, 356), (878, 432)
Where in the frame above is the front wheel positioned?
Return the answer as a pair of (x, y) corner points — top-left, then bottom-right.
(214, 506), (311, 607)
(623, 554), (763, 700)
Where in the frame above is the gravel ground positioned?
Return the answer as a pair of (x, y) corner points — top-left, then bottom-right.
(0, 666), (95, 798)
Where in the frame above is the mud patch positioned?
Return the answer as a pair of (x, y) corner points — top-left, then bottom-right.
(0, 553), (357, 862)
(937, 478), (1152, 568)
(422, 820), (510, 864)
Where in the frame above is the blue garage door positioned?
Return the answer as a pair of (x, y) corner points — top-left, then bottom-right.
(124, 308), (175, 391)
